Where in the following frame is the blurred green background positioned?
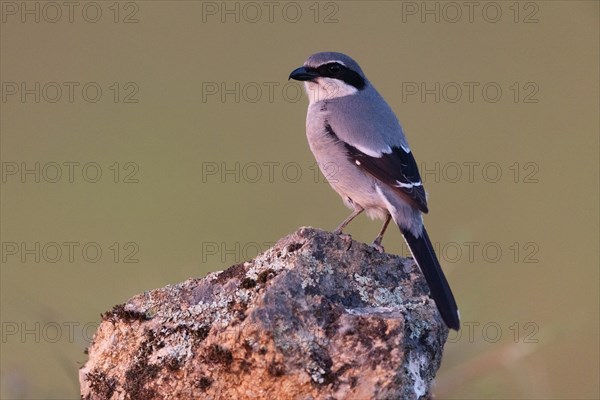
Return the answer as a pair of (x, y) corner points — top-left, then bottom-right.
(1, 1), (598, 399)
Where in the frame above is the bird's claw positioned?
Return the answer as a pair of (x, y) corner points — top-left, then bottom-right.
(371, 236), (385, 253)
(371, 242), (385, 253)
(335, 231), (353, 250)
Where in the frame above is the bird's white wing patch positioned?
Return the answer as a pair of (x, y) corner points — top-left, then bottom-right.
(395, 180), (422, 189)
(352, 143), (390, 158)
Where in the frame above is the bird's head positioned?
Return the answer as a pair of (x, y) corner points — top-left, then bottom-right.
(289, 52), (368, 103)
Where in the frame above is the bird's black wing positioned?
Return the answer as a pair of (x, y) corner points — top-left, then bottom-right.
(323, 122), (428, 213)
(344, 142), (429, 213)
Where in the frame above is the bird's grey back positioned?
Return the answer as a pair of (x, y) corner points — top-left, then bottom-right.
(312, 85), (410, 154)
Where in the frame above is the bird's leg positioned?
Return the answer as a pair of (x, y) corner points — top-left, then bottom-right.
(334, 207), (364, 250)
(333, 207), (364, 234)
(371, 214), (392, 253)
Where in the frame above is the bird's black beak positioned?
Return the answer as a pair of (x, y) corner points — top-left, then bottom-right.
(288, 66), (319, 81)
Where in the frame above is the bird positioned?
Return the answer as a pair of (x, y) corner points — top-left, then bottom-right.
(288, 52), (460, 330)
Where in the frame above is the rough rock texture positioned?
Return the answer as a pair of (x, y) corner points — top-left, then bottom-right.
(80, 227), (449, 400)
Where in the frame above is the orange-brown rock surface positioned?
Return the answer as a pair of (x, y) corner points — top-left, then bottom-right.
(80, 227), (449, 399)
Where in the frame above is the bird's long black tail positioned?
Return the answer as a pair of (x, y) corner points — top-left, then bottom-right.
(401, 226), (460, 330)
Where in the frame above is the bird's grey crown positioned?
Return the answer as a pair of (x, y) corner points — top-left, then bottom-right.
(304, 52), (366, 78)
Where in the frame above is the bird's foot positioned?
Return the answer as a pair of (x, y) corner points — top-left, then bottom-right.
(371, 237), (385, 253)
(371, 242), (385, 253)
(334, 230), (353, 250)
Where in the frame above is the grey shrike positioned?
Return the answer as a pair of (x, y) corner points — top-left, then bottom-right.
(289, 52), (460, 330)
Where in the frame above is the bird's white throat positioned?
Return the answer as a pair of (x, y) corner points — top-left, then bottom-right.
(304, 78), (358, 104)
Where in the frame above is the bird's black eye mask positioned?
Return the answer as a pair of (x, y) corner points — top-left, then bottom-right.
(314, 62), (366, 90)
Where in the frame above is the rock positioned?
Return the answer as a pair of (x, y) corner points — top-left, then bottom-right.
(80, 227), (449, 400)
